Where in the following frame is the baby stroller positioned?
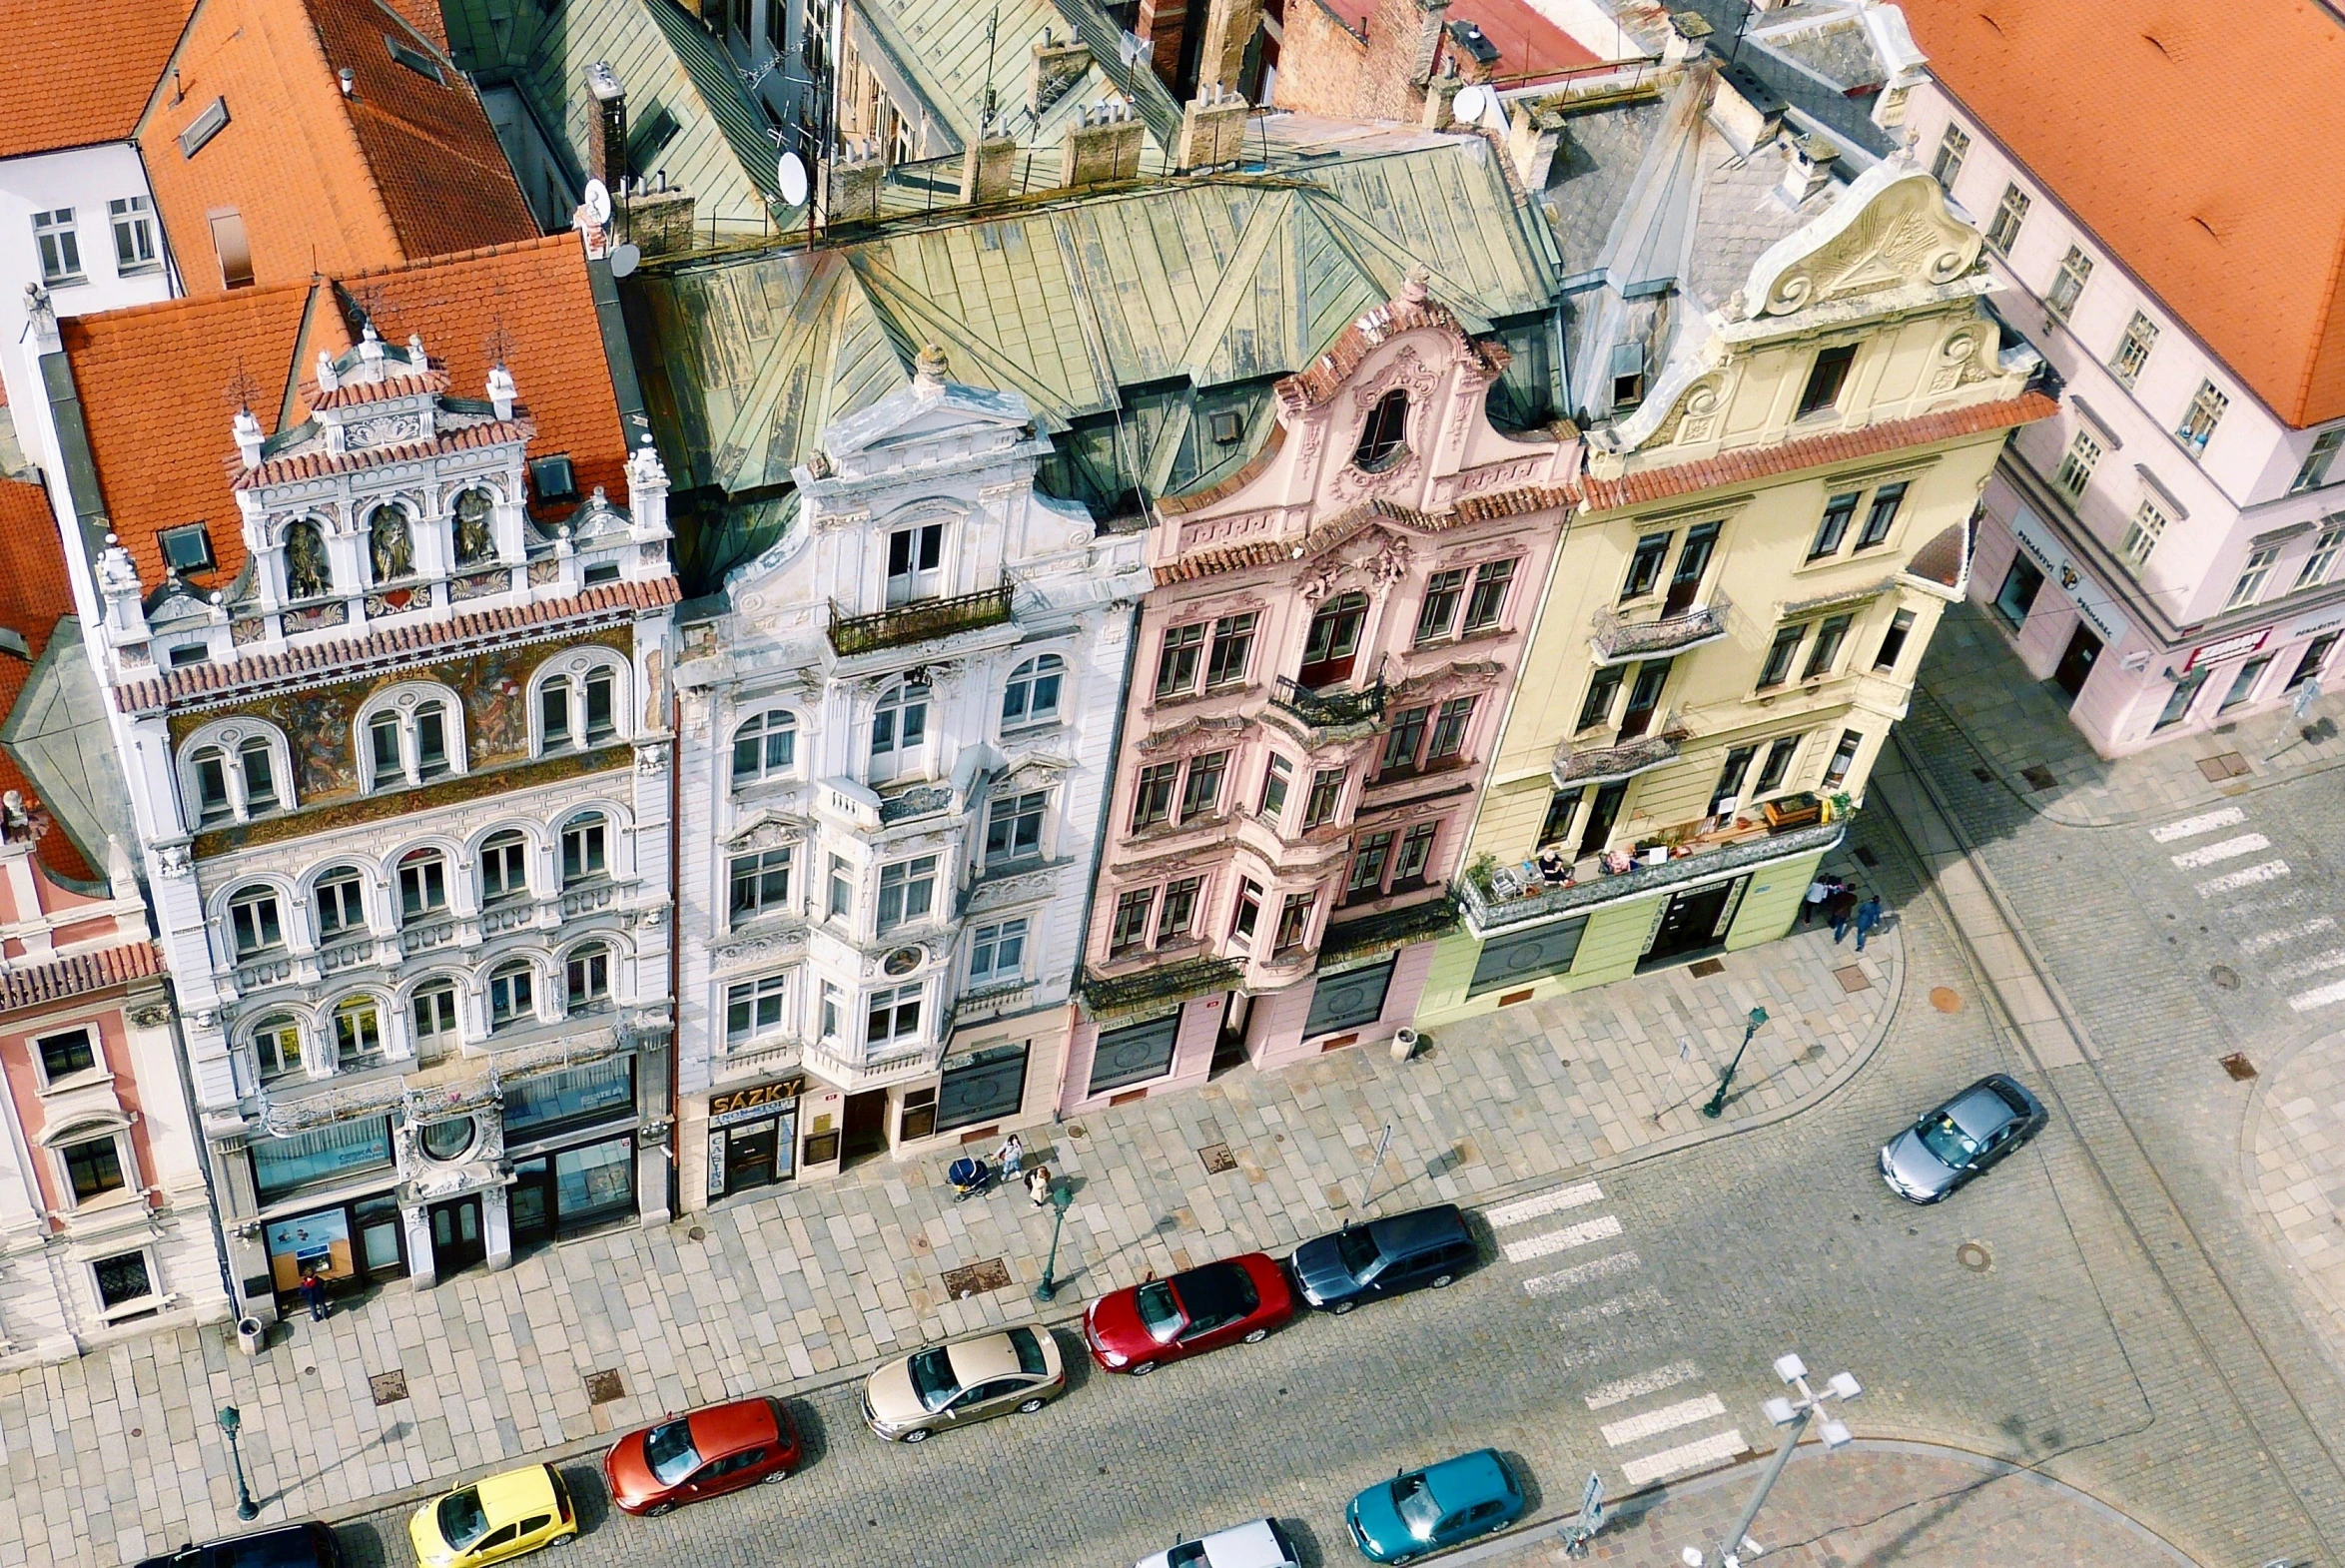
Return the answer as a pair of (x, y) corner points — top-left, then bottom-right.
(947, 1155), (994, 1202)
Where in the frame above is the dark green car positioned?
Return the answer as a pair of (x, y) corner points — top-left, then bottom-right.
(1344, 1449), (1524, 1563)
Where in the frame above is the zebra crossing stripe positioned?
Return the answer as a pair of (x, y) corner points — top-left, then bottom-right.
(1484, 1181), (1604, 1228)
(1583, 1360), (1701, 1410)
(2196, 862), (2290, 898)
(1621, 1429), (1748, 1486)
(1601, 1394), (1727, 1447)
(1504, 1214), (1624, 1261)
(2242, 918), (2336, 953)
(2289, 979), (2345, 1014)
(1550, 1285), (1667, 1330)
(2169, 834), (2271, 869)
(2270, 949), (2345, 984)
(1524, 1250), (1641, 1298)
(2150, 807), (2247, 843)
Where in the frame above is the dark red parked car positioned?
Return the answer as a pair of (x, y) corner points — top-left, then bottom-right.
(602, 1396), (802, 1516)
(1083, 1252), (1294, 1375)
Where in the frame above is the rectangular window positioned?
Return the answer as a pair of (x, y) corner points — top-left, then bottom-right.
(1621, 533), (1671, 602)
(1131, 763), (1178, 830)
(1427, 696), (1475, 761)
(335, 999), (385, 1060)
(36, 1029), (95, 1085)
(1178, 752), (1228, 821)
(369, 713), (402, 779)
(1758, 624), (1806, 688)
(1538, 788), (1580, 846)
(109, 196), (156, 271)
(411, 984), (457, 1047)
(820, 983), (841, 1040)
(729, 848), (794, 919)
(160, 522), (214, 572)
(2294, 430), (2345, 494)
(1994, 556), (2045, 625)
(583, 670), (615, 741)
(1797, 345), (1857, 418)
(1392, 822), (1436, 887)
(1346, 832), (1394, 900)
(482, 835), (528, 901)
(1755, 733), (1803, 794)
(1381, 706), (1430, 774)
(1809, 490), (1861, 557)
(984, 790), (1047, 862)
(488, 967), (533, 1027)
(2220, 655), (2272, 713)
(883, 521), (944, 604)
(32, 209), (81, 284)
(2045, 246), (2093, 319)
(1929, 123), (1968, 189)
(876, 856), (937, 932)
(1984, 183), (2029, 254)
(2176, 381), (2228, 457)
(1158, 878), (1201, 943)
(1231, 880), (1262, 944)
(2226, 544), (2281, 610)
(1110, 888), (1155, 955)
(565, 947), (610, 1011)
(413, 705), (448, 778)
(196, 752), (231, 823)
(2110, 311), (2158, 388)
(240, 743), (278, 811)
(559, 817), (605, 884)
(1155, 623), (1204, 697)
(724, 974), (789, 1043)
(2155, 666), (2209, 730)
(1823, 729), (1864, 789)
(1802, 614), (1854, 680)
(2289, 633), (2339, 690)
(1577, 665), (1625, 730)
(64, 1136), (126, 1202)
(1273, 893), (1314, 954)
(538, 681), (569, 749)
(1710, 745), (1757, 816)
(827, 854), (852, 920)
(2296, 523), (2345, 590)
(2052, 429), (2102, 504)
(1462, 558), (1516, 631)
(2120, 499), (2168, 568)
(208, 209), (254, 289)
(1415, 569), (1466, 641)
(231, 889), (282, 956)
(969, 917), (1030, 984)
(1874, 608), (1918, 672)
(1855, 482), (1907, 549)
(399, 855), (448, 919)
(1205, 613), (1256, 686)
(864, 985), (922, 1046)
(1303, 768), (1345, 828)
(1258, 754), (1292, 821)
(317, 875), (366, 938)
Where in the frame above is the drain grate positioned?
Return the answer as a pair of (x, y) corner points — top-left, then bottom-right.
(1688, 957), (1725, 978)
(2220, 1053), (2258, 1082)
(1198, 1142), (1237, 1175)
(369, 1371), (408, 1406)
(942, 1257), (1013, 1298)
(2019, 765), (2059, 791)
(584, 1369), (625, 1405)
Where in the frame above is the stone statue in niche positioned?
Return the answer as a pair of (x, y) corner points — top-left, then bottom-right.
(284, 520), (332, 600)
(453, 488), (495, 566)
(370, 504), (413, 581)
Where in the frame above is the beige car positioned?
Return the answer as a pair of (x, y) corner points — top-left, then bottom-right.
(862, 1324), (1066, 1442)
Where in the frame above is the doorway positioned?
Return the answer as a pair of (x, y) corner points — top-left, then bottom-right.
(1298, 592), (1368, 688)
(428, 1195), (484, 1275)
(842, 1089), (891, 1165)
(1616, 658), (1674, 739)
(1577, 781), (1629, 859)
(1210, 993), (1252, 1077)
(2051, 624), (2102, 702)
(1638, 875), (1750, 970)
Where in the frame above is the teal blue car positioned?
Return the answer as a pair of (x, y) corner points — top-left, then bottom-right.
(1343, 1449), (1525, 1563)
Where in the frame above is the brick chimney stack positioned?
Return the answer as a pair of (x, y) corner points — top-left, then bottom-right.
(1194, 0), (1262, 95)
(585, 61), (628, 192)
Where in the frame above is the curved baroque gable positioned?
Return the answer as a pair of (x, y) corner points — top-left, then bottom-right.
(1742, 165), (1983, 321)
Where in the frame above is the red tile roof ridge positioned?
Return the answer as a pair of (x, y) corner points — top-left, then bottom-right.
(306, 369), (451, 408)
(68, 278), (317, 332)
(336, 231), (586, 283)
(229, 417), (535, 488)
(0, 941), (163, 1015)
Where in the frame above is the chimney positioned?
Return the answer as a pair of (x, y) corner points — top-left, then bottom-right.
(821, 140), (888, 227)
(1136, 0), (1189, 95)
(1710, 59), (1787, 154)
(1507, 98), (1566, 190)
(584, 61), (628, 191)
(1414, 0), (1455, 86)
(1663, 10), (1711, 62)
(487, 365), (516, 421)
(1176, 85), (1250, 170)
(1194, 0), (1262, 96)
(960, 132), (1020, 204)
(622, 178), (698, 255)
(339, 67), (356, 96)
(1029, 33), (1092, 118)
(1420, 66), (1462, 129)
(1780, 131), (1838, 204)
(914, 343), (950, 395)
(1060, 102), (1144, 188)
(1443, 15), (1494, 83)
(233, 408), (264, 469)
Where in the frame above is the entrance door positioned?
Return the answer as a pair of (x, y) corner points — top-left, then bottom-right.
(429, 1195), (484, 1275)
(2052, 624), (2102, 702)
(841, 1089), (891, 1165)
(1577, 782), (1628, 859)
(1639, 876), (1750, 969)
(726, 1121), (781, 1190)
(1661, 522), (1721, 618)
(1209, 993), (1251, 1076)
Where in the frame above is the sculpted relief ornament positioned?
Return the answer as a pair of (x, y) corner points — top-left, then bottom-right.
(1742, 165), (1982, 321)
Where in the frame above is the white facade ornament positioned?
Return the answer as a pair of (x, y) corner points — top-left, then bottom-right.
(317, 350), (340, 392)
(233, 408), (265, 470)
(487, 365), (516, 421)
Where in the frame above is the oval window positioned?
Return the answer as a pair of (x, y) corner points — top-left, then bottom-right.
(419, 1116), (476, 1163)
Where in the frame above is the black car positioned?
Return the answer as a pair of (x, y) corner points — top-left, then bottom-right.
(1288, 1204), (1476, 1312)
(1879, 1073), (2048, 1203)
(135, 1522), (341, 1568)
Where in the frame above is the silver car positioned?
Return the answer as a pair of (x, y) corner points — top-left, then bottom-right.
(1136, 1519), (1302, 1568)
(1880, 1073), (2047, 1202)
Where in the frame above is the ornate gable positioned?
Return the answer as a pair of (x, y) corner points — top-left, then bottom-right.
(1741, 163), (1983, 321)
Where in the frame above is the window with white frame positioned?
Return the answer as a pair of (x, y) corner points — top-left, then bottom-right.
(877, 855), (937, 932)
(362, 694), (459, 791)
(730, 707), (797, 784)
(2296, 522), (2345, 590)
(109, 197), (157, 272)
(229, 885), (284, 957)
(818, 981), (842, 1041)
(984, 790), (1046, 866)
(2176, 381), (2228, 457)
(59, 1129), (129, 1203)
(1257, 754), (1292, 822)
(1002, 654), (1066, 726)
(1929, 123), (1967, 189)
(2051, 429), (2102, 504)
(315, 867), (368, 942)
(184, 731), (286, 826)
(1984, 184), (2029, 254)
(251, 1013), (303, 1082)
(92, 1248), (158, 1316)
(729, 847), (793, 921)
(480, 830), (529, 902)
(969, 918), (1028, 985)
(565, 942), (611, 1013)
(487, 962), (535, 1030)
(864, 984), (923, 1046)
(332, 996), (384, 1065)
(2120, 498), (2168, 568)
(1462, 559), (1517, 632)
(32, 209), (82, 284)
(561, 812), (608, 885)
(2045, 246), (2093, 320)
(827, 853), (852, 921)
(884, 521), (945, 604)
(2227, 543), (2283, 610)
(396, 849), (448, 923)
(869, 679), (930, 783)
(33, 1027), (97, 1089)
(2296, 430), (2345, 494)
(537, 659), (621, 753)
(726, 973), (789, 1045)
(2110, 312), (2158, 387)
(410, 982), (458, 1050)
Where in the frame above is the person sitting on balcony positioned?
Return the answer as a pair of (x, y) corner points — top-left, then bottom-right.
(1537, 846), (1572, 885)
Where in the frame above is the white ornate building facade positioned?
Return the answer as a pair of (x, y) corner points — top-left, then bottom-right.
(672, 350), (1147, 1207)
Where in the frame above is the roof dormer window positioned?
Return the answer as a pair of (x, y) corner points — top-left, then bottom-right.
(1352, 390), (1409, 470)
(159, 523), (214, 574)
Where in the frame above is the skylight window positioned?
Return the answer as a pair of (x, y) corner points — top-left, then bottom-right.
(385, 35), (445, 84)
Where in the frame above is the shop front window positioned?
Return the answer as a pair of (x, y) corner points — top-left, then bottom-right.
(251, 1117), (393, 1203)
(504, 1058), (635, 1141)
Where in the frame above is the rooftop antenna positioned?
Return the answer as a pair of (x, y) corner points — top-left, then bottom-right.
(981, 5), (1000, 132)
(1726, 0), (1755, 66)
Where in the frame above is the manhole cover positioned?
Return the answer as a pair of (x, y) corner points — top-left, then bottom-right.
(942, 1257), (1013, 1298)
(1955, 1241), (1992, 1272)
(1835, 965), (1873, 993)
(1198, 1142), (1237, 1175)
(585, 1369), (626, 1405)
(2196, 751), (2252, 782)
(1970, 768), (1994, 783)
(370, 1371), (409, 1406)
(1854, 846), (1879, 868)
(1929, 986), (1962, 1013)
(1066, 1123), (1088, 1141)
(1688, 957), (1725, 978)
(2210, 965), (2241, 990)
(2220, 1053), (2258, 1081)
(2020, 765), (2059, 791)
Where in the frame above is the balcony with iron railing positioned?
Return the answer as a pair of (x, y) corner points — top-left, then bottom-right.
(1550, 719), (1687, 788)
(828, 583), (1014, 657)
(1589, 593), (1732, 665)
(1267, 677), (1387, 737)
(1459, 816), (1846, 938)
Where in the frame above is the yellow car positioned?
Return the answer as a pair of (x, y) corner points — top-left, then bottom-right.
(408, 1463), (577, 1566)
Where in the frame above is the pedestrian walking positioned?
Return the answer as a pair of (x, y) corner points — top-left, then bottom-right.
(1854, 894), (1884, 952)
(1027, 1165), (1054, 1208)
(299, 1266), (329, 1322)
(1827, 885), (1860, 942)
(1802, 874), (1840, 926)
(995, 1133), (1025, 1182)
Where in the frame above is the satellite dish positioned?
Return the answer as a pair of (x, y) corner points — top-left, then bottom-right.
(778, 151), (810, 208)
(609, 243), (641, 279)
(1451, 85), (1491, 126)
(582, 178), (613, 226)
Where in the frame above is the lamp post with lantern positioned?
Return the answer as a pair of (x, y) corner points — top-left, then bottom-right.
(1680, 1352), (1861, 1568)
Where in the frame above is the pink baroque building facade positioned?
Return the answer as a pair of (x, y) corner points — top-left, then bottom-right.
(1062, 272), (1572, 1111)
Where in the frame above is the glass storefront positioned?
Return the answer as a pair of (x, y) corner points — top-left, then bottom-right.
(250, 1117), (394, 1204)
(1089, 1015), (1179, 1096)
(504, 1057), (635, 1140)
(1467, 917), (1591, 998)
(262, 1192), (407, 1297)
(706, 1078), (802, 1201)
(1302, 958), (1395, 1037)
(937, 1043), (1030, 1133)
(512, 1134), (637, 1245)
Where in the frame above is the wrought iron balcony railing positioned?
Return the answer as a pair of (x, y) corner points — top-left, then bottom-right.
(828, 583), (1014, 656)
(1268, 677), (1386, 732)
(1589, 596), (1730, 664)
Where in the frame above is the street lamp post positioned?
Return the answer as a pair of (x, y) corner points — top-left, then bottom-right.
(217, 1404), (260, 1521)
(1701, 1007), (1770, 1120)
(1682, 1353), (1861, 1568)
(1032, 1182), (1076, 1303)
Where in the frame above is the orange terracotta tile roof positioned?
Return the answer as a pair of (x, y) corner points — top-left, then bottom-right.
(0, 479), (97, 882)
(0, 0), (192, 160)
(137, 0), (536, 297)
(0, 941), (164, 1013)
(1903, 0), (2345, 427)
(1903, 521), (1965, 589)
(229, 414), (536, 488)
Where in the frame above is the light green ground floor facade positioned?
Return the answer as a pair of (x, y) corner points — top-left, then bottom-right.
(1417, 845), (1830, 1028)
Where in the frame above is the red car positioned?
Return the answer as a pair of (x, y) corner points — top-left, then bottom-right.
(602, 1397), (801, 1516)
(1083, 1252), (1294, 1375)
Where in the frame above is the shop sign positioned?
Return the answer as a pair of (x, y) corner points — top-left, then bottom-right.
(2290, 603), (2345, 641)
(709, 1077), (804, 1127)
(2184, 626), (2271, 671)
(2008, 507), (2131, 645)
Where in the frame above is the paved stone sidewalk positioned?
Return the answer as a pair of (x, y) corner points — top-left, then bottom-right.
(2248, 1035), (2345, 1343)
(1921, 600), (2345, 828)
(0, 846), (1901, 1568)
(1480, 1441), (2188, 1567)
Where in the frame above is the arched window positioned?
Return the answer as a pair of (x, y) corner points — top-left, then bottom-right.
(479, 830), (529, 903)
(731, 708), (797, 784)
(361, 688), (461, 791)
(396, 849), (448, 924)
(565, 942), (611, 1015)
(183, 730), (287, 827)
(251, 1013), (302, 1082)
(1002, 655), (1065, 727)
(487, 961), (534, 1030)
(869, 679), (930, 784)
(228, 885), (284, 957)
(536, 658), (621, 754)
(368, 502), (414, 582)
(283, 519), (332, 599)
(332, 996), (383, 1066)
(315, 867), (367, 941)
(1352, 390), (1409, 470)
(410, 979), (459, 1051)
(560, 811), (607, 886)
(452, 487), (496, 566)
